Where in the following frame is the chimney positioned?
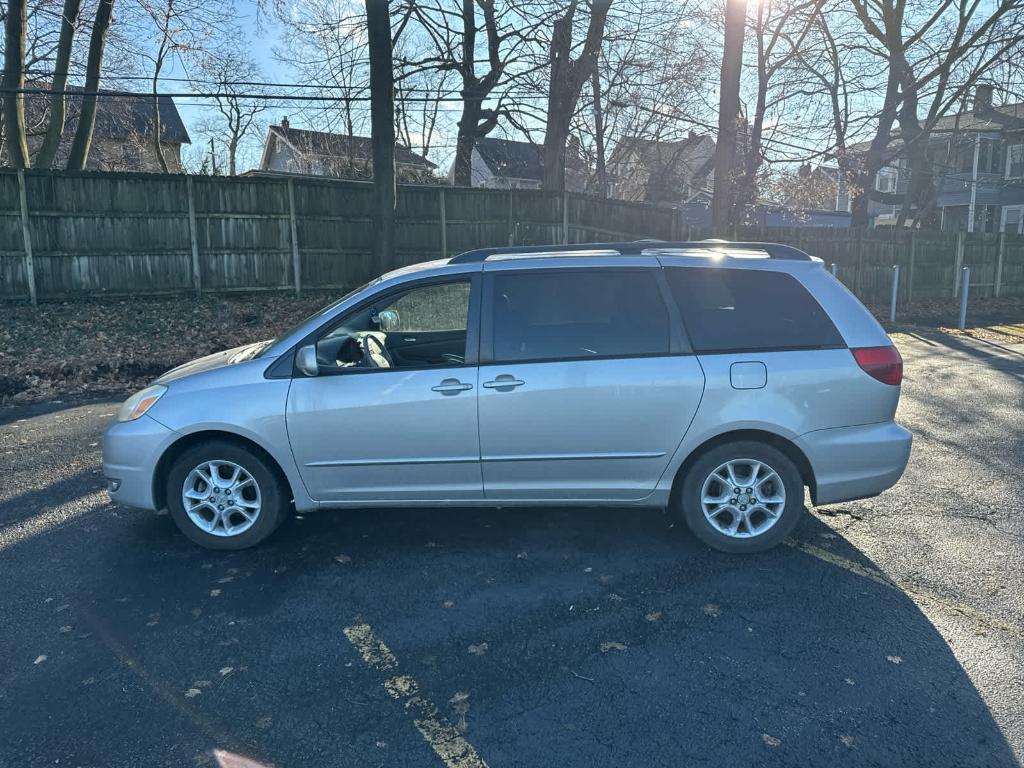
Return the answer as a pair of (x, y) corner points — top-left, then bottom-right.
(973, 84), (993, 115)
(688, 130), (698, 141)
(281, 115), (290, 131)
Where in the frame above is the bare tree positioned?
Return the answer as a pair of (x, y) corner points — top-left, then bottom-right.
(571, 0), (712, 198)
(66, 0), (114, 170)
(732, 0), (825, 219)
(2, 0), (31, 168)
(541, 0), (611, 190)
(711, 0), (746, 233)
(270, 0), (369, 158)
(367, 0), (395, 269)
(197, 43), (271, 175)
(33, 0), (80, 167)
(127, 0), (233, 172)
(401, 0), (551, 185)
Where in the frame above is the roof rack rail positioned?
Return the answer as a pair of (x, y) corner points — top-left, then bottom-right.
(447, 240), (812, 264)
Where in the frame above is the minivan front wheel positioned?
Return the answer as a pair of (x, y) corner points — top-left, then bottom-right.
(166, 441), (287, 550)
(678, 441), (804, 553)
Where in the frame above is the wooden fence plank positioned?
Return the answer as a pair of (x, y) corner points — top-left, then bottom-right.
(1, 169), (1021, 303)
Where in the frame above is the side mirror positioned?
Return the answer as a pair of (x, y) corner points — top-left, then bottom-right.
(296, 344), (319, 377)
(374, 309), (401, 332)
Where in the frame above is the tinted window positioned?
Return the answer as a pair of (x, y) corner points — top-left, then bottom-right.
(491, 270), (670, 362)
(666, 268), (844, 352)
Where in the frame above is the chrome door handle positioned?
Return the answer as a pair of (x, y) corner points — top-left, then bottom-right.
(431, 378), (473, 395)
(482, 375), (525, 390)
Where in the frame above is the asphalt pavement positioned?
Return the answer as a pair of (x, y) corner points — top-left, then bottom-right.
(1, 332), (1022, 768)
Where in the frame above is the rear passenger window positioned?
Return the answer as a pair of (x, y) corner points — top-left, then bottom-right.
(666, 268), (844, 352)
(491, 270), (670, 362)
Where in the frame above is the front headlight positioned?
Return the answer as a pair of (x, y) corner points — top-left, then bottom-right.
(117, 385), (168, 422)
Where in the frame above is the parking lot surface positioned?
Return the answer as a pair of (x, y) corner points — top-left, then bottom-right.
(2, 332), (1022, 768)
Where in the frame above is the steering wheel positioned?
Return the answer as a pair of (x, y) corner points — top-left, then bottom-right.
(360, 334), (394, 369)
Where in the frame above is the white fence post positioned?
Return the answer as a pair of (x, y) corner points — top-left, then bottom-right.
(287, 179), (302, 297)
(959, 267), (970, 330)
(562, 190), (570, 244)
(953, 231), (965, 297)
(890, 264), (900, 323)
(16, 170), (37, 306)
(994, 231), (1005, 298)
(186, 176), (202, 297)
(439, 186), (447, 259)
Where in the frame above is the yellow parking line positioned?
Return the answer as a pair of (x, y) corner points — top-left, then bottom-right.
(785, 539), (1024, 641)
(344, 623), (489, 768)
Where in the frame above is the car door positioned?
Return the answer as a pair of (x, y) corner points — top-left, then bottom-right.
(286, 274), (483, 503)
(476, 263), (705, 501)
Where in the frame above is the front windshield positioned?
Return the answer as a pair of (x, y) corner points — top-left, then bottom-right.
(258, 278), (380, 356)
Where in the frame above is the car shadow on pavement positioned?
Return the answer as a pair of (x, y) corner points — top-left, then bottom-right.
(4, 503), (1018, 768)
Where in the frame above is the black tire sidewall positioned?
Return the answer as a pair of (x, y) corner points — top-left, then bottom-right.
(679, 441), (804, 554)
(166, 441), (285, 550)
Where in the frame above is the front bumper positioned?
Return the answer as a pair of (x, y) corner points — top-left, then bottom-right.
(102, 414), (178, 510)
(797, 421), (912, 506)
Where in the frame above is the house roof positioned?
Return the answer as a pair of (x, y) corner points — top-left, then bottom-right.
(846, 101), (1024, 154)
(931, 101), (1024, 133)
(474, 137), (544, 180)
(26, 87), (190, 144)
(608, 134), (708, 169)
(267, 124), (436, 169)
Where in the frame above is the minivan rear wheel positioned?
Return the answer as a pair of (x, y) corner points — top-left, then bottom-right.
(166, 441), (287, 550)
(678, 441), (804, 553)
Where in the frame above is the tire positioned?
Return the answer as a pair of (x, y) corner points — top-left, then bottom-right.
(165, 440), (288, 550)
(677, 440), (805, 554)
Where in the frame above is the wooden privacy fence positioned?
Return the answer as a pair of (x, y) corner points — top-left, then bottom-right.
(1, 169), (1022, 305)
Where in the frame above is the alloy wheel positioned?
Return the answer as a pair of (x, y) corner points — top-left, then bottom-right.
(699, 458), (786, 539)
(181, 460), (262, 537)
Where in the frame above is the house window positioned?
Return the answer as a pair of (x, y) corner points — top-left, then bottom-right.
(1007, 144), (1024, 179)
(875, 167), (898, 193)
(978, 137), (1002, 174)
(1003, 206), (1024, 235)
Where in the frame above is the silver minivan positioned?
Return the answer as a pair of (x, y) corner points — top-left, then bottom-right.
(103, 241), (911, 553)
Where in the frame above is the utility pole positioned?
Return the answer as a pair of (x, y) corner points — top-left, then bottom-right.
(366, 0), (396, 271)
(711, 0), (747, 236)
(209, 137), (218, 175)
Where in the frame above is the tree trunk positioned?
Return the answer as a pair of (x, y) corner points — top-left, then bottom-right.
(66, 0), (115, 171)
(848, 67), (901, 229)
(711, 0), (747, 235)
(451, 0), (478, 187)
(591, 69), (607, 197)
(35, 0), (82, 168)
(2, 0), (30, 169)
(452, 110), (478, 186)
(34, 0), (80, 167)
(152, 89), (168, 172)
(541, 0), (611, 191)
(366, 0), (396, 270)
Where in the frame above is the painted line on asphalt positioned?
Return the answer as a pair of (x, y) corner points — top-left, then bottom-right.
(343, 623), (489, 768)
(786, 539), (1024, 641)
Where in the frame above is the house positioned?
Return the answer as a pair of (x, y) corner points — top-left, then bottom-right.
(840, 85), (1024, 232)
(457, 137), (588, 191)
(258, 118), (437, 180)
(607, 133), (716, 204)
(24, 88), (190, 172)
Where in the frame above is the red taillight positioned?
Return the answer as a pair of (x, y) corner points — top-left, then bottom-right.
(851, 346), (903, 386)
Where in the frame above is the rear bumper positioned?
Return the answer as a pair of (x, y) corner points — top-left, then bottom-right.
(102, 415), (178, 510)
(797, 421), (912, 506)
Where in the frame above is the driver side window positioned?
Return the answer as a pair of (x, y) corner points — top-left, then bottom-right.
(316, 279), (471, 372)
